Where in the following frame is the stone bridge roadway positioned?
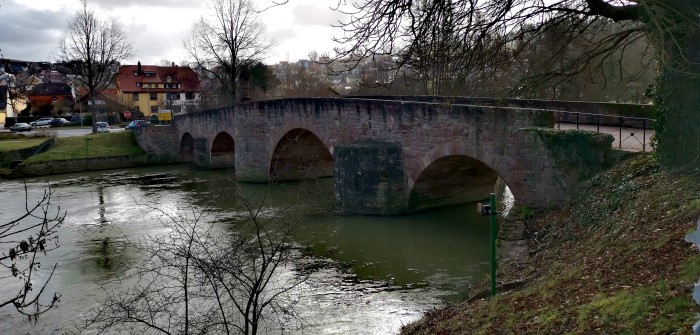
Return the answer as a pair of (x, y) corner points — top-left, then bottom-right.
(135, 97), (615, 215)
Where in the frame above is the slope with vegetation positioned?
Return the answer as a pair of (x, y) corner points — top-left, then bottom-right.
(22, 131), (144, 163)
(0, 132), (146, 178)
(402, 153), (700, 334)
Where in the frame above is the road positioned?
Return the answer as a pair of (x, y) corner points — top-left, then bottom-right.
(0, 126), (125, 137)
(52, 126), (125, 137)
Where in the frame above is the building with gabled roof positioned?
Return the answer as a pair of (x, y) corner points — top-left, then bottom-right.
(27, 82), (74, 115)
(115, 62), (202, 117)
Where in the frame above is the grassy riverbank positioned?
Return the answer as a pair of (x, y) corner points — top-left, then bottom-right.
(23, 132), (145, 163)
(0, 138), (46, 151)
(402, 153), (700, 334)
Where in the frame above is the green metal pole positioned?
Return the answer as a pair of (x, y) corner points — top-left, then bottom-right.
(490, 192), (497, 296)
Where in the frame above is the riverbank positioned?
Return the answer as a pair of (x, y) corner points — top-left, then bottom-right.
(0, 131), (164, 178)
(401, 153), (700, 334)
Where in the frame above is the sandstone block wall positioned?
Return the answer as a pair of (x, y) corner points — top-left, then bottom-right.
(133, 125), (180, 161)
(334, 140), (406, 215)
(10, 155), (149, 178)
(136, 97), (613, 213)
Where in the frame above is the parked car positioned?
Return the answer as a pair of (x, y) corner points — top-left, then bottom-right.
(68, 115), (86, 126)
(49, 118), (70, 127)
(69, 115), (84, 122)
(125, 120), (149, 130)
(30, 117), (54, 127)
(10, 123), (32, 132)
(96, 122), (110, 133)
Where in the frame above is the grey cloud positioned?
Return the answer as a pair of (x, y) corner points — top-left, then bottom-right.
(291, 3), (347, 27)
(0, 1), (70, 60)
(270, 28), (297, 44)
(91, 0), (201, 10)
(125, 23), (188, 64)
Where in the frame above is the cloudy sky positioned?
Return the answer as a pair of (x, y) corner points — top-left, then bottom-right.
(0, 0), (349, 65)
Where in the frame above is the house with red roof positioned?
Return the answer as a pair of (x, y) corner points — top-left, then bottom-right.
(73, 86), (129, 122)
(115, 62), (201, 117)
(27, 82), (74, 115)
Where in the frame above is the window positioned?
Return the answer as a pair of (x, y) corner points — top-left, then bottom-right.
(144, 71), (156, 77)
(132, 93), (139, 101)
(170, 93), (180, 100)
(150, 93), (157, 101)
(150, 106), (158, 114)
(186, 92), (195, 100)
(134, 106), (140, 112)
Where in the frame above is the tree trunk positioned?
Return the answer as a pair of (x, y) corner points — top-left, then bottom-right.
(653, 7), (700, 170)
(90, 91), (97, 133)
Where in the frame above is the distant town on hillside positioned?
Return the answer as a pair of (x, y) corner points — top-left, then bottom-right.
(1, 45), (653, 127)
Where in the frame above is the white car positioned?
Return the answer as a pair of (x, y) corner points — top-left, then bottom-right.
(96, 122), (110, 133)
(10, 122), (32, 132)
(30, 117), (54, 127)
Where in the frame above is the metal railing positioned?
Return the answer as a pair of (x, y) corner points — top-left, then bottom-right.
(555, 111), (655, 152)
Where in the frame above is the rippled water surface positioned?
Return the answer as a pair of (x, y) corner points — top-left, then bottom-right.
(0, 165), (492, 334)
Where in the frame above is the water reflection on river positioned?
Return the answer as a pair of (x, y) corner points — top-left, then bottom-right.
(0, 165), (491, 334)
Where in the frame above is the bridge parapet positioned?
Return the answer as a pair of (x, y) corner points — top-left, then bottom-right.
(350, 95), (654, 119)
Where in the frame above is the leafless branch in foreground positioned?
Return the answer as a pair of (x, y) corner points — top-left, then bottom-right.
(0, 183), (64, 321)
(78, 183), (308, 335)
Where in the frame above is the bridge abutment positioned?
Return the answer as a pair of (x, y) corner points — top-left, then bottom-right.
(334, 141), (408, 215)
(192, 137), (210, 169)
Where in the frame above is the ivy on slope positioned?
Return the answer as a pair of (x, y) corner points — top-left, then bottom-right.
(401, 154), (700, 335)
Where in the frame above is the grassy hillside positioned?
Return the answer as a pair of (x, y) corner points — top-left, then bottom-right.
(0, 138), (46, 151)
(23, 132), (145, 163)
(402, 154), (700, 334)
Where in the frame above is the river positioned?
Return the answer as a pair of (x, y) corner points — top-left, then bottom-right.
(0, 165), (496, 334)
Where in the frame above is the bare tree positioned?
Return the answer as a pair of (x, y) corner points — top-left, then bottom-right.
(0, 184), (64, 320)
(332, 0), (700, 169)
(56, 0), (133, 133)
(79, 187), (305, 335)
(185, 0), (274, 107)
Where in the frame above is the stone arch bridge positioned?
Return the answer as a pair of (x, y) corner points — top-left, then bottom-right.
(135, 97), (613, 215)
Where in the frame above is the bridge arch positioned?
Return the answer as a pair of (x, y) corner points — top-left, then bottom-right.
(179, 132), (194, 162)
(210, 131), (235, 170)
(408, 143), (512, 212)
(268, 128), (333, 182)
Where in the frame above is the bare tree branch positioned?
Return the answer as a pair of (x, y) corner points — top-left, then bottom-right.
(55, 0), (133, 133)
(78, 183), (308, 335)
(185, 0), (273, 108)
(0, 183), (63, 319)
